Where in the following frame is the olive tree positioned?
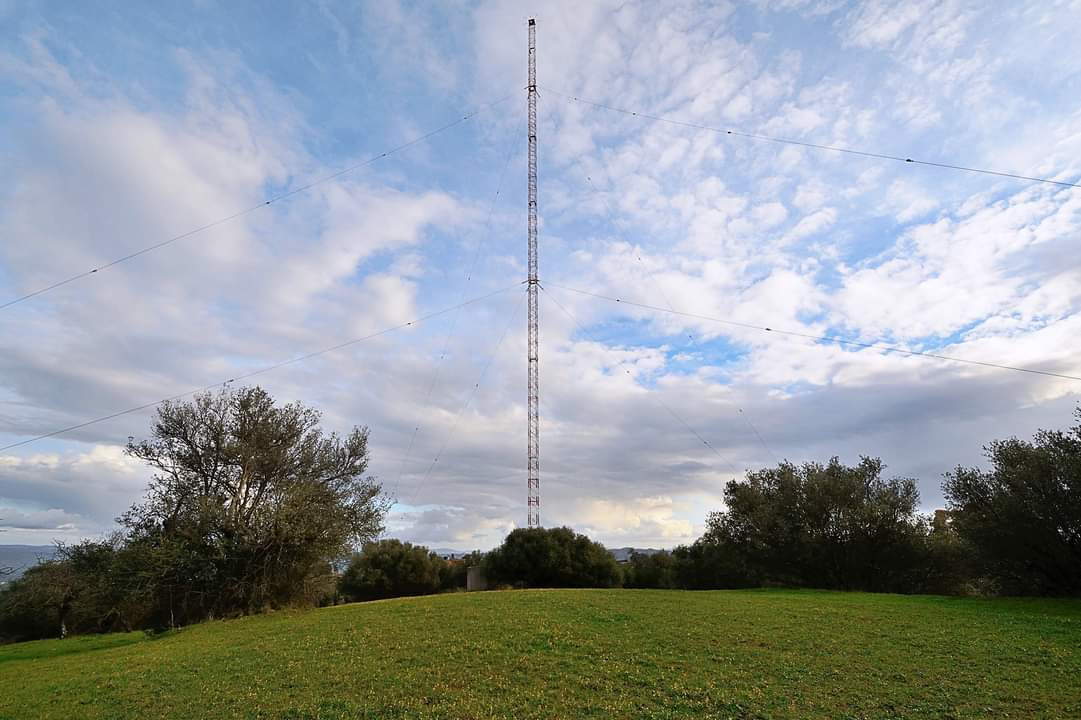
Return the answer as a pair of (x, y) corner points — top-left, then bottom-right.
(944, 406), (1081, 596)
(121, 386), (388, 624)
(706, 457), (928, 592)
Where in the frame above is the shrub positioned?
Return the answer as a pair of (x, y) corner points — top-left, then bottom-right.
(483, 527), (621, 588)
(339, 540), (446, 601)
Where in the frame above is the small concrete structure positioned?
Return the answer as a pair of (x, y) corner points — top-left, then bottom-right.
(466, 566), (488, 592)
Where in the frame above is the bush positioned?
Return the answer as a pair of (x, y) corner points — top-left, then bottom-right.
(913, 516), (976, 596)
(0, 537), (151, 642)
(483, 527), (622, 588)
(437, 551), (483, 592)
(339, 540), (446, 601)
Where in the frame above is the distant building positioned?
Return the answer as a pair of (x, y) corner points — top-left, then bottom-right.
(466, 566), (488, 591)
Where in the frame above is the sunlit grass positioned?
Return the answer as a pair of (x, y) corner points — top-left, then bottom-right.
(0, 589), (1078, 719)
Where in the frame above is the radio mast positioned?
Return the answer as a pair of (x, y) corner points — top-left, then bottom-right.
(526, 18), (540, 528)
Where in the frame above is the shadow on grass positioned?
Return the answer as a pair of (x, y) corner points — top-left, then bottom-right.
(0, 629), (175, 664)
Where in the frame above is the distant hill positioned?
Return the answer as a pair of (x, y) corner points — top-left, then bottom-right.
(608, 547), (664, 563)
(0, 545), (55, 580)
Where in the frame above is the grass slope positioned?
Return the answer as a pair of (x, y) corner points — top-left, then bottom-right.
(1, 589), (1078, 719)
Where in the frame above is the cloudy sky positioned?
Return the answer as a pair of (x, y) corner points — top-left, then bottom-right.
(1, 0), (1079, 550)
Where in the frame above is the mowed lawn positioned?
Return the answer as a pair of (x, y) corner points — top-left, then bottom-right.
(1, 589), (1079, 719)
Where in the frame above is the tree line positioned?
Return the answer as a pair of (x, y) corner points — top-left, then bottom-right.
(2, 387), (1078, 643)
(340, 406), (1081, 599)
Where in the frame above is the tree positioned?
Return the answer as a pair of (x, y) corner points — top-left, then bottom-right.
(0, 560), (76, 641)
(622, 551), (677, 589)
(0, 521), (14, 579)
(119, 387), (388, 624)
(704, 457), (927, 592)
(1, 387), (388, 640)
(943, 407), (1081, 596)
(911, 512), (975, 596)
(339, 540), (446, 601)
(0, 539), (140, 642)
(483, 527), (622, 588)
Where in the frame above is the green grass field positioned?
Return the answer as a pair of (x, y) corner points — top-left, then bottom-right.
(0, 589), (1078, 719)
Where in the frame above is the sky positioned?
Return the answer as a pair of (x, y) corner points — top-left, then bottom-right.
(1, 0), (1080, 551)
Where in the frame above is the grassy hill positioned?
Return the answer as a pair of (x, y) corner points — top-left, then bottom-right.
(0, 589), (1078, 719)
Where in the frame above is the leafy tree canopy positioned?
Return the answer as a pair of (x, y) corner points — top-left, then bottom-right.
(944, 406), (1081, 596)
(339, 539), (446, 601)
(704, 457), (927, 592)
(483, 527), (621, 588)
(1, 386), (388, 641)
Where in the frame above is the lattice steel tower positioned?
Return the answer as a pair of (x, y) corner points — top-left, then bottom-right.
(526, 18), (540, 528)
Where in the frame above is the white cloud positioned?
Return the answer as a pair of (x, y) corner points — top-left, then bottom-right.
(0, 507), (83, 532)
(784, 207), (837, 243)
(0, 445), (148, 543)
(569, 496), (696, 545)
(842, 1), (951, 50)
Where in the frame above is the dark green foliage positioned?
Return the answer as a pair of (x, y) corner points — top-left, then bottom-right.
(671, 540), (760, 590)
(0, 537), (148, 642)
(0, 561), (71, 642)
(621, 551), (677, 589)
(911, 514), (976, 596)
(0, 387), (388, 641)
(700, 457), (929, 592)
(119, 387), (387, 625)
(944, 407), (1081, 596)
(483, 527), (622, 588)
(339, 540), (446, 601)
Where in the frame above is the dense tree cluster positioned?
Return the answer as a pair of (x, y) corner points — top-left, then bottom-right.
(0, 387), (387, 642)
(480, 409), (1079, 598)
(689, 457), (932, 592)
(621, 551), (677, 589)
(662, 457), (964, 594)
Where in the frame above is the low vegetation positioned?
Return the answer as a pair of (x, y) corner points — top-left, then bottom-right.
(1, 589), (1078, 719)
